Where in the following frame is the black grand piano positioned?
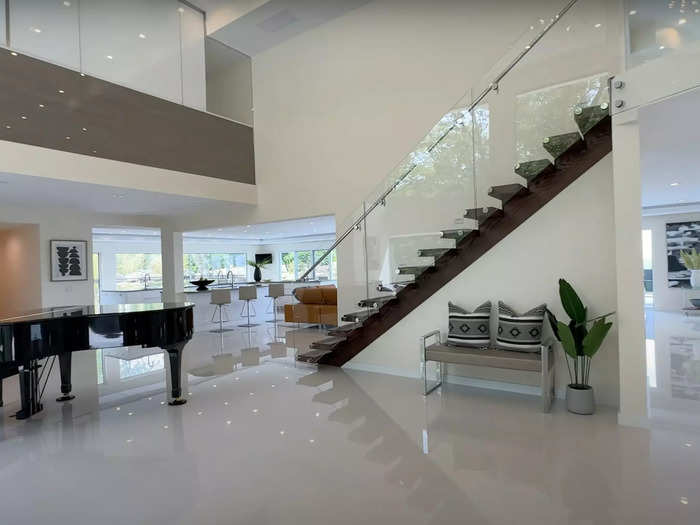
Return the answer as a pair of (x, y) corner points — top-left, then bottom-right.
(0, 302), (194, 419)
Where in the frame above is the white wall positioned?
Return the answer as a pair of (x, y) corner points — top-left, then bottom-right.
(347, 157), (621, 408)
(643, 211), (700, 311)
(0, 224), (42, 317)
(248, 0), (622, 228)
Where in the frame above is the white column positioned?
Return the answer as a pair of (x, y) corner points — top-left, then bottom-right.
(612, 109), (649, 428)
(161, 227), (184, 303)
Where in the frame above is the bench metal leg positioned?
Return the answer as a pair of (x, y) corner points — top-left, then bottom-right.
(424, 360), (443, 396)
(541, 343), (555, 413)
(421, 330), (442, 396)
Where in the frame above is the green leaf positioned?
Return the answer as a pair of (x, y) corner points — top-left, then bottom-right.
(546, 309), (560, 341)
(557, 322), (578, 359)
(582, 318), (613, 358)
(559, 279), (586, 324)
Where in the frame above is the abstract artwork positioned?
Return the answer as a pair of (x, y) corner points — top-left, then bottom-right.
(666, 221), (700, 288)
(50, 240), (88, 282)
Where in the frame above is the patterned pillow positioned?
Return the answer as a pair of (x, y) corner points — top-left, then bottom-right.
(496, 301), (546, 353)
(447, 301), (491, 348)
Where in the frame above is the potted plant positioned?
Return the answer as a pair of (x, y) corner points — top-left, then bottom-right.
(248, 258), (271, 282)
(547, 279), (614, 415)
(680, 248), (700, 289)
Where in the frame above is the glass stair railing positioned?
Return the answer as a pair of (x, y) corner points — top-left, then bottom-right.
(295, 0), (615, 363)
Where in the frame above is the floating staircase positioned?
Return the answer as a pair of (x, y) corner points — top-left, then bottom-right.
(299, 103), (612, 365)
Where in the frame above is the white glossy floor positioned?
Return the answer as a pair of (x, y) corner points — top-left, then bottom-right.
(1, 321), (699, 524)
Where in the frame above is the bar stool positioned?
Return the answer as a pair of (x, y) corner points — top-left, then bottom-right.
(265, 283), (286, 324)
(238, 285), (259, 327)
(210, 289), (234, 333)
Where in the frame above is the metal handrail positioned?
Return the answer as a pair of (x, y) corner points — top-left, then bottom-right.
(297, 0), (579, 282)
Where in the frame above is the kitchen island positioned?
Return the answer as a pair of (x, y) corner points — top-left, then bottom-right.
(99, 281), (323, 332)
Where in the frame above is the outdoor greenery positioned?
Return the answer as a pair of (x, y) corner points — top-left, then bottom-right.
(547, 279), (614, 388)
(183, 253), (247, 283)
(115, 253), (162, 290)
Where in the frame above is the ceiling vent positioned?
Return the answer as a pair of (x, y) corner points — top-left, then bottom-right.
(257, 9), (299, 33)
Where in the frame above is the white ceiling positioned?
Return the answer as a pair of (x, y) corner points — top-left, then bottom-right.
(208, 0), (372, 56)
(0, 171), (235, 217)
(640, 86), (700, 209)
(185, 215), (335, 242)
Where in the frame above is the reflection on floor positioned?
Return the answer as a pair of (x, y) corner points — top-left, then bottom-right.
(0, 321), (699, 523)
(646, 309), (700, 430)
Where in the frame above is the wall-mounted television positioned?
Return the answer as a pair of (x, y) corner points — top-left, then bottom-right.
(255, 253), (273, 265)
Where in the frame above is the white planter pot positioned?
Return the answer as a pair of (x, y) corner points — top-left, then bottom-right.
(691, 269), (700, 289)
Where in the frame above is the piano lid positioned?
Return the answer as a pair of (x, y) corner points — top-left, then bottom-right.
(0, 303), (194, 325)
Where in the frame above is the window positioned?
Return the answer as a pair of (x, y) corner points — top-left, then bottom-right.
(183, 253), (246, 286)
(279, 249), (336, 281)
(281, 252), (295, 281)
(115, 253), (162, 291)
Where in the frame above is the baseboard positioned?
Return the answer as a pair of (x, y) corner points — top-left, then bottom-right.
(343, 362), (565, 399)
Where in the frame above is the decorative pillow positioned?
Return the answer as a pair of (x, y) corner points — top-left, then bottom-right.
(447, 301), (491, 348)
(496, 301), (546, 353)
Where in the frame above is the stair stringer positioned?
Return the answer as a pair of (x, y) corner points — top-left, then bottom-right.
(318, 118), (612, 368)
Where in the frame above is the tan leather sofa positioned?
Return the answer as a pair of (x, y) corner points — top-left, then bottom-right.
(284, 285), (338, 326)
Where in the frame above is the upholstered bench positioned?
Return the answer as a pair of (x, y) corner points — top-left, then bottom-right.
(421, 330), (555, 412)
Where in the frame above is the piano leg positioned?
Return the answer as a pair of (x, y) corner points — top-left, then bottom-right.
(56, 352), (76, 402)
(15, 362), (43, 420)
(165, 343), (187, 406)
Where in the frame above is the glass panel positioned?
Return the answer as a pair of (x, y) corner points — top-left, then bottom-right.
(205, 37), (253, 124)
(115, 253), (162, 291)
(473, 0), (613, 213)
(179, 3), (206, 110)
(0, 1), (6, 48)
(626, 0), (700, 68)
(80, 0), (182, 103)
(9, 0), (81, 69)
(361, 96), (477, 308)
